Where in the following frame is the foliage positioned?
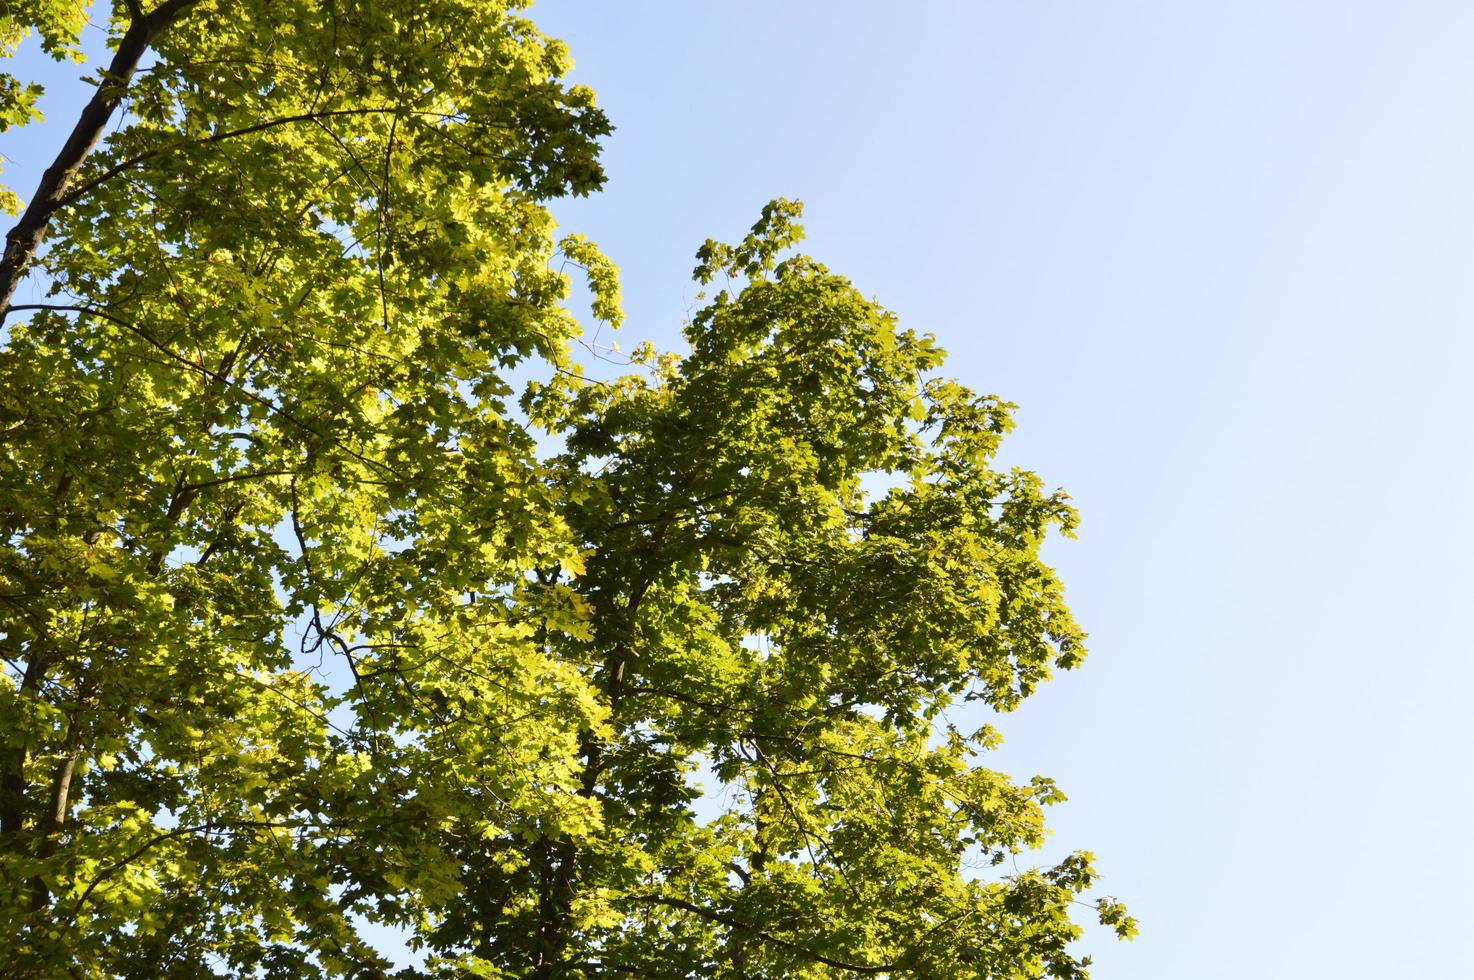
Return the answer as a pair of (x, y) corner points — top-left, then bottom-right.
(0, 1), (1131, 975)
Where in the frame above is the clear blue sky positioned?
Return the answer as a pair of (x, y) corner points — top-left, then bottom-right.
(6, 2), (1473, 976)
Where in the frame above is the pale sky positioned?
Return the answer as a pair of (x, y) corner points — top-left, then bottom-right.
(6, 3), (1473, 976)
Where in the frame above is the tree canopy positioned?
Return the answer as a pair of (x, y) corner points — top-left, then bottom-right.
(0, 1), (1133, 975)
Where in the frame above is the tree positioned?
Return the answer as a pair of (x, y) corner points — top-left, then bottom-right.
(0, 1), (1133, 975)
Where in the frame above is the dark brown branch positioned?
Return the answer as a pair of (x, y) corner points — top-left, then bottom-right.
(0, 0), (200, 314)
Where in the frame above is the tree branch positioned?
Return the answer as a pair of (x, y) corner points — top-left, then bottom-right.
(0, 0), (200, 313)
